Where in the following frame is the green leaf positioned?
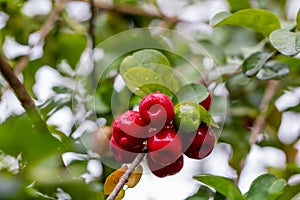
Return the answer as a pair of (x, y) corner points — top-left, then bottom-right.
(120, 49), (180, 93)
(226, 0), (251, 12)
(194, 175), (244, 200)
(0, 115), (61, 163)
(57, 32), (87, 68)
(269, 29), (300, 56)
(120, 49), (171, 75)
(199, 105), (219, 128)
(246, 174), (286, 200)
(276, 183), (300, 200)
(286, 104), (300, 112)
(210, 9), (281, 36)
(186, 186), (214, 200)
(242, 52), (274, 77)
(297, 9), (300, 30)
(122, 67), (163, 97)
(173, 83), (209, 105)
(256, 60), (290, 80)
(139, 83), (175, 98)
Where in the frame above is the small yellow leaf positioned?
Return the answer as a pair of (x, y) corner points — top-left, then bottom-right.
(104, 165), (128, 195)
(115, 189), (125, 200)
(126, 164), (143, 188)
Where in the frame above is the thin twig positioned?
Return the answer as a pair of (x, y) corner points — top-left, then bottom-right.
(107, 153), (145, 200)
(0, 0), (68, 97)
(249, 80), (280, 145)
(0, 55), (49, 134)
(89, 0), (96, 49)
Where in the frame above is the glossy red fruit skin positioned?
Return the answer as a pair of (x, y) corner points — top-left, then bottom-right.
(146, 154), (184, 178)
(148, 128), (182, 165)
(200, 93), (212, 110)
(109, 137), (145, 163)
(112, 110), (148, 150)
(139, 92), (174, 128)
(182, 125), (215, 160)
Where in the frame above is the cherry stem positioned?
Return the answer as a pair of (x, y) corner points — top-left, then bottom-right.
(107, 153), (146, 200)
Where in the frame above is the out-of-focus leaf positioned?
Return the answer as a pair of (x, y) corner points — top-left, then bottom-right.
(277, 184), (300, 200)
(198, 40), (226, 65)
(199, 105), (218, 128)
(245, 174), (286, 200)
(286, 104), (300, 112)
(35, 178), (104, 200)
(4, 10), (39, 44)
(194, 175), (244, 200)
(127, 164), (143, 188)
(57, 32), (87, 68)
(269, 29), (300, 56)
(173, 83), (209, 105)
(104, 165), (127, 195)
(266, 105), (282, 131)
(39, 96), (72, 121)
(114, 0), (138, 5)
(210, 9), (281, 36)
(256, 61), (290, 80)
(0, 115), (61, 163)
(226, 0), (251, 12)
(185, 186), (214, 200)
(297, 9), (300, 30)
(242, 52), (274, 77)
(23, 59), (42, 98)
(219, 119), (250, 174)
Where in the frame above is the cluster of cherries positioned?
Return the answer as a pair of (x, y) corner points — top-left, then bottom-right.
(109, 91), (215, 178)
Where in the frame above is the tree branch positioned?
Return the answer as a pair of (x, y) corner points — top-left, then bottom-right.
(249, 80), (280, 145)
(76, 0), (180, 23)
(0, 55), (49, 134)
(89, 0), (97, 49)
(107, 153), (145, 200)
(0, 0), (68, 96)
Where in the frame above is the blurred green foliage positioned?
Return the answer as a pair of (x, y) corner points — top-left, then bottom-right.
(0, 0), (299, 199)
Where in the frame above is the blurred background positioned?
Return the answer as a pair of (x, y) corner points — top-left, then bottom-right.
(0, 0), (300, 199)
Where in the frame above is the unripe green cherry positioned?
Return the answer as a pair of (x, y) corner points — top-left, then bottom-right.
(174, 101), (200, 133)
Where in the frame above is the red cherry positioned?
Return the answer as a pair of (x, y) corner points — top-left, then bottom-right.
(139, 92), (174, 128)
(146, 154), (184, 178)
(200, 93), (212, 110)
(112, 110), (148, 150)
(182, 125), (215, 160)
(109, 137), (145, 163)
(148, 128), (182, 165)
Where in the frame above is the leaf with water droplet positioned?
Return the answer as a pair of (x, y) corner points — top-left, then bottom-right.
(122, 67), (163, 97)
(120, 49), (171, 75)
